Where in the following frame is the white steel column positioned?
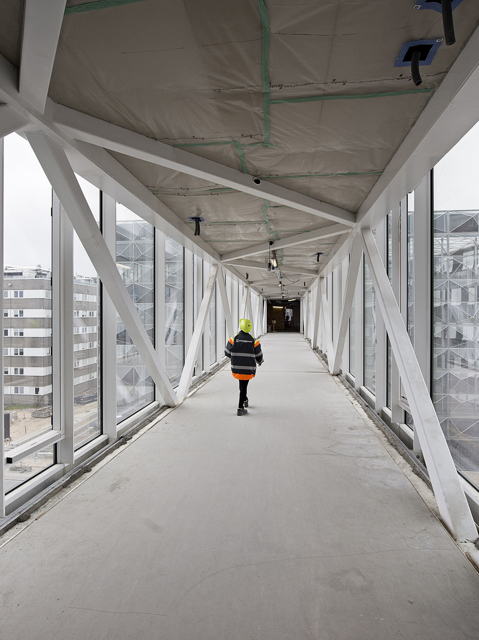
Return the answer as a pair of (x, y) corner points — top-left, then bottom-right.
(217, 266), (234, 339)
(0, 139), (4, 516)
(101, 193), (117, 441)
(52, 194), (74, 466)
(413, 175), (431, 387)
(203, 262), (211, 374)
(312, 278), (321, 350)
(184, 249), (193, 358)
(216, 277), (224, 363)
(354, 254), (365, 391)
(390, 204), (403, 426)
(155, 228), (166, 392)
(27, 132), (178, 407)
(331, 238), (362, 375)
(177, 265), (218, 403)
(361, 228), (477, 542)
(375, 219), (387, 413)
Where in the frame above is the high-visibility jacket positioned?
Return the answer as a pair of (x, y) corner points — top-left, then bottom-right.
(225, 331), (264, 380)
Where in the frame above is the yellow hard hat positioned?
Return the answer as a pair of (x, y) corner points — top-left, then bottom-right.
(239, 318), (252, 333)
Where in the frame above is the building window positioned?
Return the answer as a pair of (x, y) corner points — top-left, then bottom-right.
(4, 348), (8, 356)
(3, 368), (8, 375)
(3, 329), (8, 337)
(3, 290), (8, 298)
(3, 131), (54, 491)
(35, 388), (40, 395)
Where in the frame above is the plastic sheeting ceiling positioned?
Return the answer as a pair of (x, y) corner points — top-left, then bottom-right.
(0, 0), (478, 291)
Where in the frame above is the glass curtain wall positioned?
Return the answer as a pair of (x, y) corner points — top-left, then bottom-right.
(165, 237), (184, 386)
(433, 123), (479, 487)
(363, 260), (376, 393)
(73, 177), (101, 450)
(116, 206), (155, 423)
(3, 133), (54, 491)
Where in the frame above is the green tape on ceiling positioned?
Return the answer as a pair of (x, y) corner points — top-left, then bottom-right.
(233, 140), (249, 174)
(173, 141), (235, 148)
(264, 170), (383, 179)
(257, 0), (271, 147)
(65, 0), (146, 14)
(271, 88), (431, 105)
(262, 200), (273, 237)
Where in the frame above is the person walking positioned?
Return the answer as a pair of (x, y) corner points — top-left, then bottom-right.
(225, 318), (264, 416)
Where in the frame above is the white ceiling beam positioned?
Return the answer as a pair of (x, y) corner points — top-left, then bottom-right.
(54, 104), (356, 227)
(66, 140), (222, 264)
(0, 104), (30, 138)
(221, 223), (350, 263)
(19, 0), (66, 114)
(227, 258), (318, 277)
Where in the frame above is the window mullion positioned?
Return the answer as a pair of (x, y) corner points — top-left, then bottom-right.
(53, 193), (74, 467)
(100, 193), (117, 441)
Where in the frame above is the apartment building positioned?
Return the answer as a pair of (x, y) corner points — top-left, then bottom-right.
(3, 266), (99, 409)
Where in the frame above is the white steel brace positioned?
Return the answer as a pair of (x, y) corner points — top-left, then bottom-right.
(177, 264), (219, 403)
(27, 132), (179, 408)
(19, 0), (66, 114)
(320, 278), (334, 366)
(360, 228), (477, 542)
(330, 237), (363, 375)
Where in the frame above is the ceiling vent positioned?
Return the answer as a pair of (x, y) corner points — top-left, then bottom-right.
(395, 39), (443, 85)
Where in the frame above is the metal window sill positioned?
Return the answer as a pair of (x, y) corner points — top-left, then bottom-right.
(5, 430), (63, 464)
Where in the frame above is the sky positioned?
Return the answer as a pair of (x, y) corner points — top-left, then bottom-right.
(3, 133), (140, 277)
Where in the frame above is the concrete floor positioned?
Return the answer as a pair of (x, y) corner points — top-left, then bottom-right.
(1, 333), (479, 639)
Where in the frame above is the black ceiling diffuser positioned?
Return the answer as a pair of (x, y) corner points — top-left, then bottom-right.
(413, 1), (464, 46)
(394, 39), (443, 86)
(188, 216), (204, 236)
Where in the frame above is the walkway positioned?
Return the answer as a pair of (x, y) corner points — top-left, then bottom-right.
(1, 334), (479, 639)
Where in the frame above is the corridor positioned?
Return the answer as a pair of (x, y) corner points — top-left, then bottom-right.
(1, 334), (479, 640)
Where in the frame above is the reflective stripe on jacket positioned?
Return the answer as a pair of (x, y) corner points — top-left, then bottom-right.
(224, 331), (264, 380)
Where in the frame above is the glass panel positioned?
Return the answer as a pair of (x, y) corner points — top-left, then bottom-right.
(3, 133), (55, 488)
(116, 206), (155, 423)
(5, 445), (54, 493)
(73, 177), (101, 449)
(433, 122), (479, 488)
(165, 237), (184, 386)
(363, 260), (376, 393)
(407, 193), (415, 346)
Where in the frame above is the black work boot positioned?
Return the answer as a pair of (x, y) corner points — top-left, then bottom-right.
(237, 407), (248, 416)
